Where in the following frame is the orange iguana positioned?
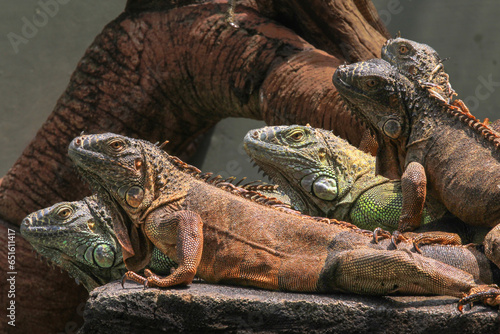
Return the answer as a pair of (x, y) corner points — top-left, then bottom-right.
(332, 57), (500, 269)
(67, 132), (500, 310)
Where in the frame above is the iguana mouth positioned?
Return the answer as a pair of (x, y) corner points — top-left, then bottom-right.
(332, 68), (373, 102)
(29, 244), (105, 290)
(332, 69), (352, 91)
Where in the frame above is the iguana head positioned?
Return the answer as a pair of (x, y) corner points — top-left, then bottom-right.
(20, 195), (125, 291)
(68, 133), (156, 220)
(382, 37), (455, 101)
(332, 58), (412, 179)
(68, 133), (169, 271)
(244, 124), (375, 216)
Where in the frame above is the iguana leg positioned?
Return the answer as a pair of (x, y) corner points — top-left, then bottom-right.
(327, 248), (493, 301)
(457, 285), (500, 312)
(398, 162), (427, 232)
(403, 231), (463, 253)
(123, 210), (203, 288)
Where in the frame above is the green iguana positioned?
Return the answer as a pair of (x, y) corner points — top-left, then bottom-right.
(243, 124), (490, 243)
(20, 195), (177, 291)
(67, 132), (500, 310)
(244, 124), (433, 231)
(332, 58), (500, 268)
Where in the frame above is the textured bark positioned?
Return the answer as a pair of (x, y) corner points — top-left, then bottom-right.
(0, 1), (387, 332)
(253, 0), (390, 61)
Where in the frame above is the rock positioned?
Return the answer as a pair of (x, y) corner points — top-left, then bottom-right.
(78, 280), (499, 333)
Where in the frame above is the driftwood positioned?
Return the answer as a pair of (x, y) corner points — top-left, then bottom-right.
(0, 1), (387, 332)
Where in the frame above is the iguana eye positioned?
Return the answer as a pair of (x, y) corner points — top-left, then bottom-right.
(289, 130), (304, 141)
(108, 139), (126, 152)
(399, 44), (410, 54)
(56, 206), (73, 219)
(364, 78), (379, 89)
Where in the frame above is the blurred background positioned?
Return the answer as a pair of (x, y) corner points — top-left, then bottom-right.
(1, 0), (499, 182)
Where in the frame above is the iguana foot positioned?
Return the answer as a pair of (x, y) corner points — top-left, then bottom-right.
(403, 231), (463, 253)
(127, 268), (195, 288)
(458, 285), (500, 313)
(390, 230), (409, 249)
(372, 227), (391, 243)
(372, 228), (412, 250)
(372, 228), (414, 251)
(121, 271), (148, 288)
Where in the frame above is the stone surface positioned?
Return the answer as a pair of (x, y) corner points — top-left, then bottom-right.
(79, 280), (499, 333)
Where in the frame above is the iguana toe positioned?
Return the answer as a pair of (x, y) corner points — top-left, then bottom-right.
(372, 227), (391, 243)
(121, 270), (148, 288)
(390, 230), (408, 249)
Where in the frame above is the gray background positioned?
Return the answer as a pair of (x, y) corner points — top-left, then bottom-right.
(1, 0), (499, 183)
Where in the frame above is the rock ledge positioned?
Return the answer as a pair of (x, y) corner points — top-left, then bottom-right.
(78, 281), (499, 333)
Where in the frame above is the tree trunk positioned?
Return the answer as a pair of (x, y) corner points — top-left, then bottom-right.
(0, 1), (387, 332)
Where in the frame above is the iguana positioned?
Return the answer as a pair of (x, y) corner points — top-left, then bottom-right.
(381, 37), (500, 169)
(332, 58), (500, 268)
(20, 195), (177, 291)
(243, 124), (432, 231)
(19, 176), (282, 290)
(67, 132), (500, 310)
(243, 124), (490, 243)
(381, 37), (456, 104)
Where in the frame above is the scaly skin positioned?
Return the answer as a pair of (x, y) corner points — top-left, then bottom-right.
(20, 195), (176, 291)
(20, 195), (126, 291)
(243, 124), (490, 243)
(67, 132), (500, 308)
(244, 124), (432, 231)
(332, 58), (500, 267)
(381, 37), (456, 103)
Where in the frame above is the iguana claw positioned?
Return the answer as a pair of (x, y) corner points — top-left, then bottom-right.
(372, 227), (391, 244)
(457, 285), (500, 313)
(390, 230), (408, 249)
(372, 228), (410, 250)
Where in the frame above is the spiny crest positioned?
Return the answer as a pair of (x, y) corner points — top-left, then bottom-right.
(84, 196), (114, 229)
(155, 149), (294, 211)
(421, 88), (500, 149)
(321, 128), (375, 173)
(152, 140), (377, 235)
(440, 98), (500, 149)
(313, 217), (375, 237)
